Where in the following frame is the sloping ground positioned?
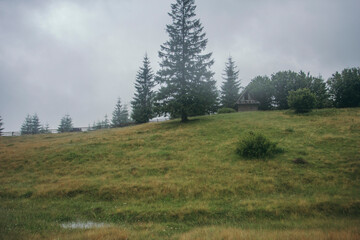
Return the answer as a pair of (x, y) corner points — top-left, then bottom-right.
(0, 108), (359, 239)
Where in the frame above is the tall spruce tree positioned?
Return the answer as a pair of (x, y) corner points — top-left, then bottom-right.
(131, 54), (155, 123)
(112, 98), (129, 127)
(0, 115), (4, 136)
(220, 57), (241, 109)
(156, 0), (218, 122)
(58, 114), (73, 133)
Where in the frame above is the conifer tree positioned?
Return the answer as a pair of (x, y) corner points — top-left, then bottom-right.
(31, 114), (41, 134)
(131, 54), (155, 123)
(58, 114), (73, 133)
(156, 0), (218, 122)
(220, 57), (241, 109)
(120, 104), (129, 123)
(20, 114), (42, 135)
(103, 114), (110, 128)
(0, 115), (4, 136)
(40, 123), (51, 134)
(112, 98), (128, 127)
(95, 120), (102, 130)
(21, 114), (33, 135)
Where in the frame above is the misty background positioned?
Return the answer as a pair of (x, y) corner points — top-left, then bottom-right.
(1, 0), (359, 131)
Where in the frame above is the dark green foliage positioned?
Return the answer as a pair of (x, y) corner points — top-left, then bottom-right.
(112, 98), (129, 127)
(288, 88), (316, 113)
(220, 57), (241, 109)
(31, 114), (41, 134)
(156, 0), (218, 122)
(131, 55), (155, 123)
(236, 131), (282, 159)
(327, 67), (360, 108)
(0, 115), (4, 136)
(271, 71), (310, 109)
(245, 71), (329, 110)
(246, 76), (274, 110)
(217, 108), (236, 114)
(309, 76), (332, 108)
(58, 114), (73, 133)
(20, 114), (41, 135)
(21, 115), (32, 135)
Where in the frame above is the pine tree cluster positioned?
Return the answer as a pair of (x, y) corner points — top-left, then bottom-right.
(112, 98), (129, 127)
(21, 114), (42, 135)
(58, 114), (73, 133)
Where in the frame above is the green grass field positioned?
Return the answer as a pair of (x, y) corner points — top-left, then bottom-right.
(1, 108), (360, 239)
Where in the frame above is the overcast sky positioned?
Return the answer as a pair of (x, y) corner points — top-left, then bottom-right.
(1, 0), (359, 131)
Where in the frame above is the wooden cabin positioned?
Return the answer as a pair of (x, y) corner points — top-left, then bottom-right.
(236, 89), (260, 112)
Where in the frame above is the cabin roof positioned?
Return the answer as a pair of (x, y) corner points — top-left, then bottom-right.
(236, 88), (260, 105)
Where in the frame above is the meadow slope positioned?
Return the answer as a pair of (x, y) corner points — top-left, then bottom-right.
(0, 108), (360, 239)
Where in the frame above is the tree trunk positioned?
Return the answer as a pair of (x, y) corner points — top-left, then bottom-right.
(181, 113), (188, 122)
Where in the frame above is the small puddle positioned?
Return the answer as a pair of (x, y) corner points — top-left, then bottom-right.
(61, 221), (110, 229)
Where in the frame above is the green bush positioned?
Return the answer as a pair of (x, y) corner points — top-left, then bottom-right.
(218, 108), (236, 114)
(236, 131), (283, 159)
(287, 88), (316, 113)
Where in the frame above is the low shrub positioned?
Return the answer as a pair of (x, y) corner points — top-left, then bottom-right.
(236, 131), (283, 159)
(287, 88), (316, 113)
(218, 108), (236, 114)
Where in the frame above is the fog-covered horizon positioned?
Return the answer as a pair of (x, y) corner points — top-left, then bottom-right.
(1, 0), (360, 131)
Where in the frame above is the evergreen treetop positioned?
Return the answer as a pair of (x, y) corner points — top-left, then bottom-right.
(131, 54), (155, 123)
(112, 98), (129, 127)
(58, 114), (73, 133)
(21, 114), (32, 135)
(31, 114), (41, 134)
(156, 0), (218, 122)
(21, 114), (41, 135)
(220, 57), (241, 109)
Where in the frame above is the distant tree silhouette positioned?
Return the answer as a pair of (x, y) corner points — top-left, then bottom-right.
(112, 98), (129, 127)
(58, 114), (73, 133)
(40, 123), (51, 134)
(246, 76), (274, 110)
(103, 114), (110, 128)
(21, 114), (41, 135)
(31, 114), (41, 134)
(131, 54), (155, 123)
(0, 115), (4, 136)
(21, 115), (32, 135)
(327, 67), (360, 108)
(220, 57), (241, 109)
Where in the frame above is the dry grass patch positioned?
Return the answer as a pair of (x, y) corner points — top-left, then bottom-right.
(38, 228), (129, 240)
(178, 227), (360, 240)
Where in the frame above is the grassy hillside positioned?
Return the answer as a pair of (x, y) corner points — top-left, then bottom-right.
(1, 108), (360, 239)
